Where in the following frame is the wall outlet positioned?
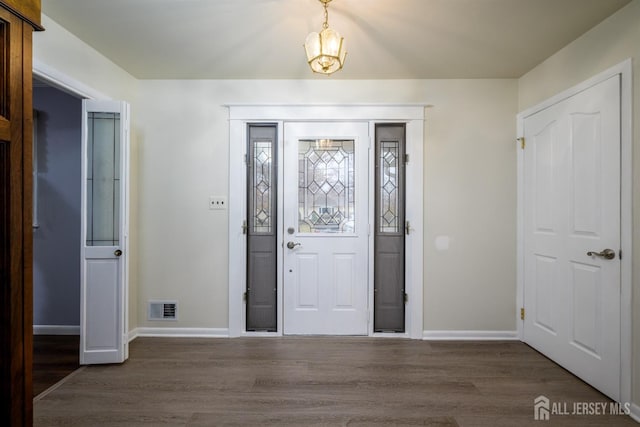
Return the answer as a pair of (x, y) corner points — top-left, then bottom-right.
(209, 196), (227, 210)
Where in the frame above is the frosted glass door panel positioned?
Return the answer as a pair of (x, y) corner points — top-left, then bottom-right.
(86, 112), (121, 246)
(298, 139), (355, 234)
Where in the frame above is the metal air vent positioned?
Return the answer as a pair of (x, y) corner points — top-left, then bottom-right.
(148, 301), (178, 321)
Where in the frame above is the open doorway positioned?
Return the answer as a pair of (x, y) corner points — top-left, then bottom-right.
(32, 78), (83, 397)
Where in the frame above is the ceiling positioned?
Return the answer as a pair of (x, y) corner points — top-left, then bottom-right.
(40, 0), (631, 80)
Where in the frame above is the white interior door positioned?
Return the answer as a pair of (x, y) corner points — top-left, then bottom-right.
(283, 122), (369, 335)
(80, 100), (130, 364)
(523, 75), (621, 399)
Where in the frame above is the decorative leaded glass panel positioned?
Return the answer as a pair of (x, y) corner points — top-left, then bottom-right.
(86, 112), (121, 246)
(379, 140), (400, 233)
(298, 139), (355, 233)
(252, 140), (273, 233)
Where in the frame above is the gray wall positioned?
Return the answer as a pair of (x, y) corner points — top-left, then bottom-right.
(33, 86), (82, 327)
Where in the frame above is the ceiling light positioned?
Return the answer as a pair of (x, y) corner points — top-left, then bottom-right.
(304, 0), (347, 75)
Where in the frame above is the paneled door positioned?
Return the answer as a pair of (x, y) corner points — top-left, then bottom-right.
(522, 75), (621, 399)
(283, 122), (369, 335)
(80, 100), (130, 364)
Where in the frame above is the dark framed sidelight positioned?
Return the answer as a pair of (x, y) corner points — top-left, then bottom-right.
(245, 124), (278, 331)
(374, 123), (406, 332)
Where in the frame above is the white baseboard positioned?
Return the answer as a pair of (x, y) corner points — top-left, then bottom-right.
(629, 403), (640, 423)
(131, 327), (229, 339)
(422, 330), (519, 341)
(33, 325), (80, 335)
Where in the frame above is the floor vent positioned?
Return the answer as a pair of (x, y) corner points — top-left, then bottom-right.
(148, 301), (178, 321)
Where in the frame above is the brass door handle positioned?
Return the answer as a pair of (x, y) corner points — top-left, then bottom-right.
(586, 248), (615, 260)
(114, 249), (123, 257)
(286, 241), (301, 249)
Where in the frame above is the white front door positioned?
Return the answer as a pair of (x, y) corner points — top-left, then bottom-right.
(80, 100), (130, 364)
(522, 75), (621, 399)
(283, 122), (369, 335)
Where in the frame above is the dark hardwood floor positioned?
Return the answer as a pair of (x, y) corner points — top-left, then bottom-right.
(33, 337), (635, 426)
(33, 335), (80, 397)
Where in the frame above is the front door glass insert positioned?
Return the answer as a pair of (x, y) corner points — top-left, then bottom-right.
(298, 139), (355, 233)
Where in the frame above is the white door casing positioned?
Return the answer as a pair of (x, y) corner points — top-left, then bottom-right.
(80, 100), (130, 365)
(521, 75), (621, 400)
(228, 105), (425, 339)
(283, 122), (369, 335)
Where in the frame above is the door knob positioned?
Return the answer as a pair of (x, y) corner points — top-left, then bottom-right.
(586, 248), (615, 260)
(286, 241), (301, 249)
(114, 249), (123, 256)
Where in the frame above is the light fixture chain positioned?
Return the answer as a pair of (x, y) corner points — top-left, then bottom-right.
(323, 1), (329, 29)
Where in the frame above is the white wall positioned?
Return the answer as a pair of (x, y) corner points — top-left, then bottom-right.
(33, 14), (140, 331)
(135, 79), (518, 331)
(518, 0), (639, 408)
(32, 86), (82, 328)
(33, 15), (519, 336)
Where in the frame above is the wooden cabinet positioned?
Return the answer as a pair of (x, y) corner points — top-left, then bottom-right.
(0, 1), (41, 425)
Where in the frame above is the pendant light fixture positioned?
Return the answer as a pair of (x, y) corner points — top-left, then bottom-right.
(304, 0), (347, 75)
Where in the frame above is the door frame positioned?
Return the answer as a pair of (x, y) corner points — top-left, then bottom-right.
(516, 59), (632, 405)
(228, 105), (425, 339)
(32, 62), (130, 360)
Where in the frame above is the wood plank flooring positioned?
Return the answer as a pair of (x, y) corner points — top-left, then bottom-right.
(34, 337), (635, 426)
(32, 335), (79, 397)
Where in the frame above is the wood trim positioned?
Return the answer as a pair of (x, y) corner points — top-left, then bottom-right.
(0, 3), (36, 425)
(33, 325), (80, 335)
(0, 117), (9, 140)
(0, 0), (42, 30)
(21, 21), (34, 425)
(4, 7), (25, 424)
(132, 327), (229, 338)
(630, 403), (640, 423)
(422, 330), (519, 341)
(0, 140), (8, 423)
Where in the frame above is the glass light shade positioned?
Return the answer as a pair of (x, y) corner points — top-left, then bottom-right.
(304, 27), (347, 75)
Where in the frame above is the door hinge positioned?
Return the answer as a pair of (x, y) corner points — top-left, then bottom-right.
(244, 153), (248, 164)
(517, 137), (525, 149)
(242, 220), (248, 234)
(404, 153), (410, 164)
(520, 307), (525, 320)
(404, 292), (408, 304)
(243, 291), (248, 302)
(405, 220), (411, 235)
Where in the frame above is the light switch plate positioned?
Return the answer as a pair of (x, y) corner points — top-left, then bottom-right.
(209, 196), (227, 210)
